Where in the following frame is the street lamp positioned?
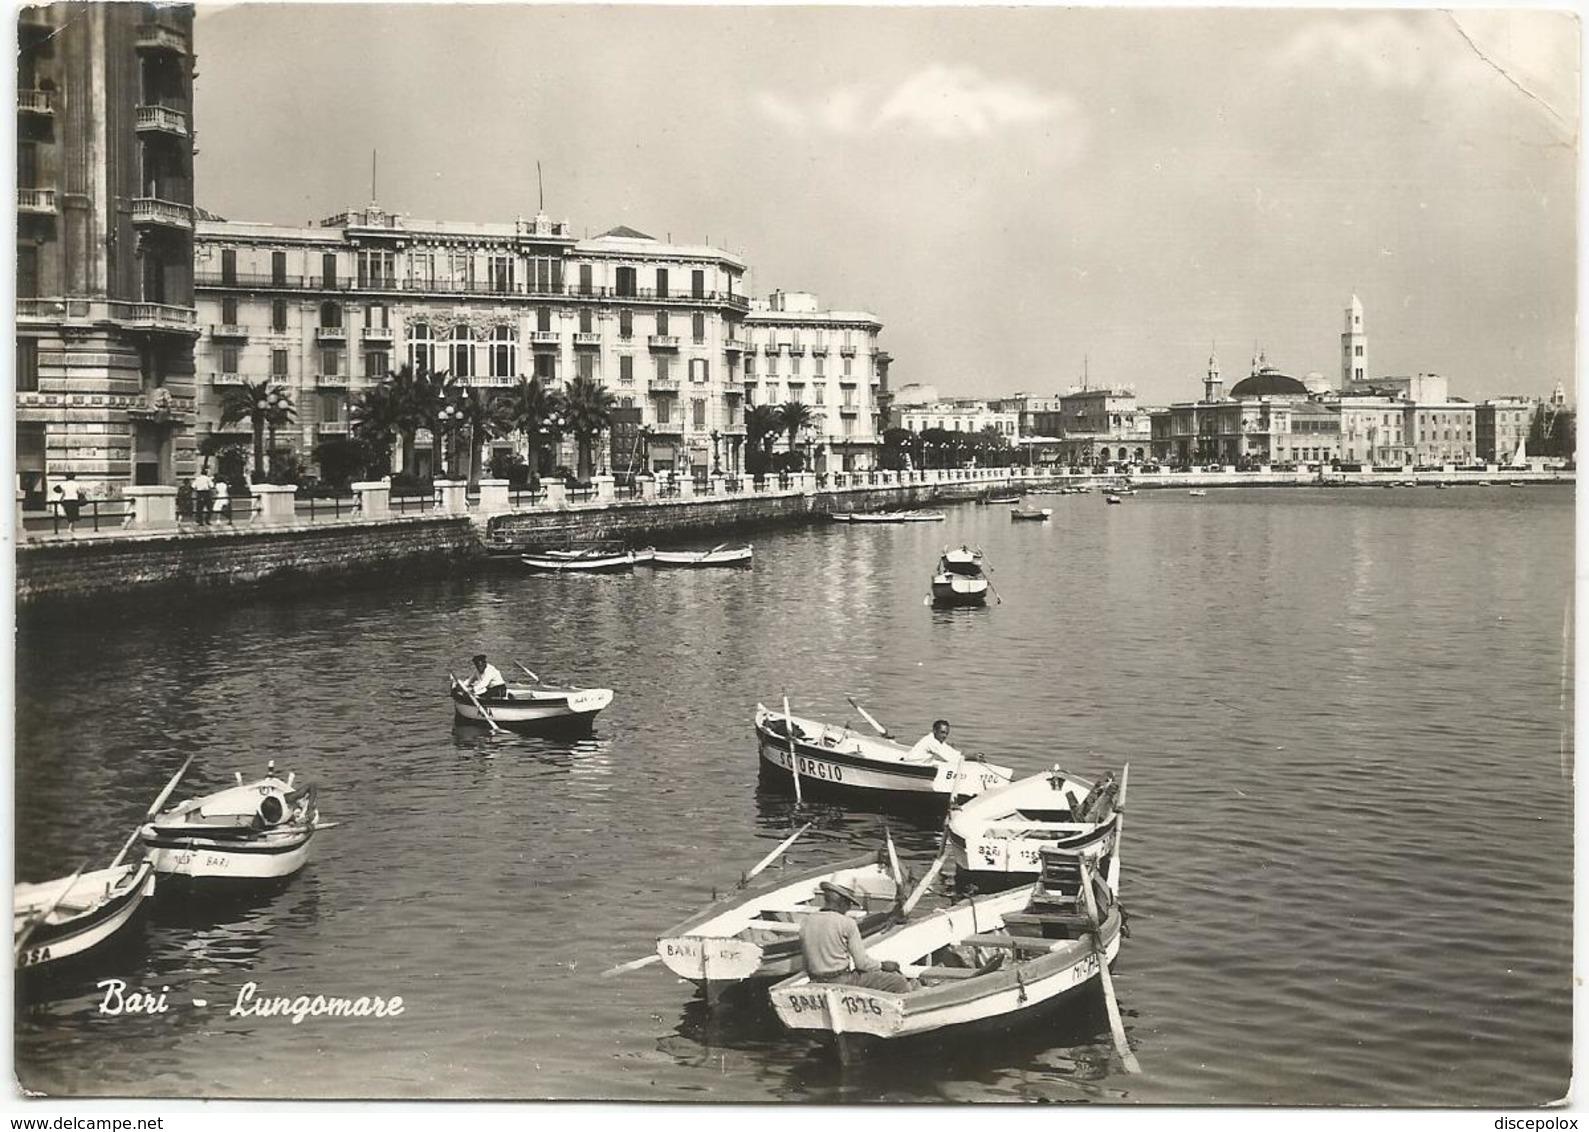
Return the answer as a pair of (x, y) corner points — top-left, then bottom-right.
(438, 402), (463, 478)
(710, 428), (721, 475)
(258, 385), (288, 481)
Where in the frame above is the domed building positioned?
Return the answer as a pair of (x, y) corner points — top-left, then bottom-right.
(1151, 350), (1342, 468)
(1228, 364), (1310, 400)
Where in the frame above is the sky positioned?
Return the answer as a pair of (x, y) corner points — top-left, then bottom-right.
(190, 4), (1579, 406)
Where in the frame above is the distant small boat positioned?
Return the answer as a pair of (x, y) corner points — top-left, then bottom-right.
(521, 550), (636, 572)
(1187, 490), (1208, 497)
(1011, 508), (1051, 522)
(845, 510), (946, 523)
(652, 545), (754, 568)
(1477, 480), (1493, 487)
(1105, 494), (1123, 505)
(985, 495), (1021, 505)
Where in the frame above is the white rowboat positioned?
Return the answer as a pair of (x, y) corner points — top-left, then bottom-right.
(521, 551), (636, 573)
(947, 766), (1125, 888)
(140, 770), (321, 883)
(14, 862), (156, 972)
(651, 546), (754, 568)
(451, 681), (614, 731)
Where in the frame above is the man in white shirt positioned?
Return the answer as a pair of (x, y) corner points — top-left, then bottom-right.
(467, 653), (508, 700)
(51, 473), (86, 532)
(191, 466), (215, 525)
(907, 719), (960, 763)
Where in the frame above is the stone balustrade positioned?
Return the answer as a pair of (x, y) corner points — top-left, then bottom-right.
(250, 483), (298, 525)
(351, 480), (391, 518)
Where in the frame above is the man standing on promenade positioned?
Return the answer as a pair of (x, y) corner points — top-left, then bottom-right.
(467, 654), (508, 700)
(799, 882), (911, 993)
(51, 472), (85, 533)
(191, 465), (215, 525)
(907, 719), (960, 764)
(212, 476), (230, 524)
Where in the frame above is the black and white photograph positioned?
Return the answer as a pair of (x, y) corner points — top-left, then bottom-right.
(9, 0), (1578, 1117)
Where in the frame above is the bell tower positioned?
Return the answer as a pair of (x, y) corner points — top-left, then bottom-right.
(1341, 294), (1366, 389)
(1204, 348), (1222, 402)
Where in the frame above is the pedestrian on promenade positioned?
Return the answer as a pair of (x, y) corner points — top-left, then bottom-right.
(192, 465), (215, 525)
(799, 882), (911, 993)
(212, 477), (230, 524)
(51, 473), (85, 533)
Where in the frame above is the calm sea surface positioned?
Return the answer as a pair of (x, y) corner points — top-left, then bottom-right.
(13, 485), (1575, 1105)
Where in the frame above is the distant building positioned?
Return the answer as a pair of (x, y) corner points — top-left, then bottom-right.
(743, 290), (889, 473)
(1152, 351), (1344, 466)
(1474, 398), (1537, 465)
(1049, 386), (1152, 465)
(891, 399), (1018, 439)
(1341, 293), (1367, 388)
(16, 4), (200, 503)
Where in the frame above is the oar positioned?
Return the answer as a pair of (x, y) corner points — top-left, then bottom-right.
(740, 821), (813, 887)
(1078, 855), (1141, 1074)
(15, 860), (88, 959)
(514, 662), (542, 683)
(109, 754), (195, 869)
(693, 541), (729, 564)
(602, 953), (661, 977)
(783, 695), (803, 804)
(901, 850), (949, 917)
(451, 671), (504, 734)
(884, 825), (905, 889)
(845, 697), (895, 740)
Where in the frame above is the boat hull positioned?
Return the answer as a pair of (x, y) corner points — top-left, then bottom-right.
(652, 547), (754, 567)
(520, 553), (635, 573)
(451, 684), (613, 731)
(930, 575), (989, 607)
(1011, 509), (1050, 521)
(14, 863), (156, 972)
(142, 825), (315, 882)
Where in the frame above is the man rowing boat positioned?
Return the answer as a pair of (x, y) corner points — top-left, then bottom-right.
(466, 654), (508, 700)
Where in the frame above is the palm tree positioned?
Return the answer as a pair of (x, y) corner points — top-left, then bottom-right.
(777, 400), (816, 471)
(372, 364), (445, 476)
(350, 380), (403, 475)
(218, 379), (296, 480)
(745, 404), (782, 475)
(492, 376), (566, 488)
(562, 374), (615, 482)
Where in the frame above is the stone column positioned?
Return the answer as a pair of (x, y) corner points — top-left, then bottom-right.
(638, 475), (658, 502)
(709, 473), (725, 496)
(474, 479), (509, 512)
(676, 474), (696, 499)
(793, 471), (816, 494)
(250, 483), (298, 525)
(591, 474), (615, 504)
(434, 480), (468, 515)
(351, 480), (391, 518)
(542, 481), (568, 509)
(123, 485), (180, 530)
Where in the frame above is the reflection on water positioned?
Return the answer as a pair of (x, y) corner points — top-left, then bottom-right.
(12, 488), (1574, 1104)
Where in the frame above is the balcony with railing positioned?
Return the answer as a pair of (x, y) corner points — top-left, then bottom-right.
(210, 324), (248, 340)
(315, 325), (347, 343)
(315, 373), (350, 388)
(318, 421), (351, 435)
(18, 89), (54, 117)
(112, 302), (199, 334)
(811, 343), (829, 356)
(18, 188), (56, 214)
(135, 104), (188, 138)
(131, 197), (193, 230)
(840, 343), (858, 357)
(788, 343), (806, 356)
(724, 338), (746, 353)
(573, 332), (601, 348)
(210, 372), (249, 387)
(649, 379), (680, 394)
(648, 335), (679, 351)
(463, 374), (517, 387)
(763, 343), (781, 356)
(528, 330), (559, 347)
(361, 325), (395, 342)
(136, 22), (190, 55)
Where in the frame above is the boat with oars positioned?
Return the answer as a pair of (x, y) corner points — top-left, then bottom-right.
(139, 760), (323, 884)
(605, 829), (921, 1005)
(449, 662), (614, 733)
(521, 547), (638, 573)
(753, 701), (1014, 811)
(769, 802), (1137, 1069)
(832, 509), (947, 524)
(930, 545), (991, 608)
(14, 758), (193, 974)
(651, 542), (754, 568)
(947, 766), (1126, 891)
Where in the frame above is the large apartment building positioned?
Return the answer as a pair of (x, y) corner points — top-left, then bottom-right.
(16, 3), (199, 504)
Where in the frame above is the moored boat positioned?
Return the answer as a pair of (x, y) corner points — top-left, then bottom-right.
(139, 765), (322, 884)
(769, 833), (1127, 1064)
(654, 850), (908, 1003)
(1187, 489), (1208, 497)
(521, 550), (636, 573)
(930, 546), (990, 607)
(984, 495), (1021, 505)
(1011, 507), (1051, 521)
(947, 766), (1125, 890)
(14, 862), (156, 973)
(846, 510), (946, 523)
(754, 703), (1014, 809)
(1105, 493), (1123, 505)
(652, 545), (754, 568)
(450, 676), (614, 732)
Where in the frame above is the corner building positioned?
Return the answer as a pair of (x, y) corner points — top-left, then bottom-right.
(16, 3), (200, 504)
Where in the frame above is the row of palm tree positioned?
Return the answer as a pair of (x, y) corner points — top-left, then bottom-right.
(211, 368), (619, 487)
(745, 400), (818, 474)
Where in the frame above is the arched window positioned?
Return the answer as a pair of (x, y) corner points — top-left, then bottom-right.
(450, 325), (474, 379)
(408, 322), (435, 374)
(489, 326), (516, 380)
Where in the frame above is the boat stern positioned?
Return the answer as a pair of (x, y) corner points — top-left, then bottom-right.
(656, 934), (767, 983)
(770, 977), (908, 1039)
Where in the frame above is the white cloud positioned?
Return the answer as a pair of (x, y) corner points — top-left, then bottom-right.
(753, 65), (1075, 142)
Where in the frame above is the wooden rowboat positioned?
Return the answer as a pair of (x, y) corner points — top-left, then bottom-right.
(652, 545), (754, 568)
(947, 766), (1125, 890)
(930, 546), (989, 607)
(843, 510), (946, 523)
(521, 550), (636, 573)
(1010, 508), (1051, 521)
(139, 766), (321, 884)
(753, 704), (1014, 810)
(450, 680), (614, 731)
(14, 862), (157, 972)
(769, 833), (1127, 1064)
(655, 851), (907, 1004)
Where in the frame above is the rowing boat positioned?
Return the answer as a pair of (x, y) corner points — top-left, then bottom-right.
(14, 862), (157, 973)
(651, 545), (754, 568)
(139, 766), (322, 883)
(947, 766), (1125, 890)
(655, 851), (907, 1004)
(753, 704), (1014, 809)
(1010, 507), (1051, 521)
(521, 550), (637, 572)
(838, 510), (947, 524)
(450, 679), (614, 731)
(930, 546), (990, 607)
(769, 832), (1126, 1064)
